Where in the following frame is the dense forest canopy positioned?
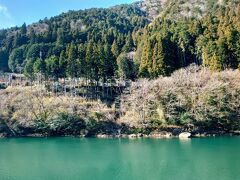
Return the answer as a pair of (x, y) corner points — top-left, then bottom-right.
(0, 0), (240, 80)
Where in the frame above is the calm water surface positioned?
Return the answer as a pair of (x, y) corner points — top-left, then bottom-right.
(0, 137), (240, 180)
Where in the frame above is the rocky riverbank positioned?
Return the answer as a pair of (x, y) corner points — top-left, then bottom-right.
(95, 130), (240, 139)
(1, 125), (239, 138)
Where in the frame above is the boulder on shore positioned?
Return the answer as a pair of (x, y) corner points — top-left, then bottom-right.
(0, 133), (7, 138)
(179, 132), (191, 139)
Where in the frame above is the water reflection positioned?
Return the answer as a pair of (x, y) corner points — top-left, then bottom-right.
(179, 138), (191, 143)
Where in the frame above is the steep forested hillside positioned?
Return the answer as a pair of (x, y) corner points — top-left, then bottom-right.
(0, 5), (149, 77)
(0, 0), (240, 80)
(135, 0), (240, 77)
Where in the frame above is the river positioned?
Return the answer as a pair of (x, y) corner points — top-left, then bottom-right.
(0, 137), (240, 180)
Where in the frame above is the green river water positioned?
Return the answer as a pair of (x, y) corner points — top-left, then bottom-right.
(0, 137), (240, 180)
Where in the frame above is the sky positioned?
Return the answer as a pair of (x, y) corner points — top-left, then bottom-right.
(0, 0), (137, 29)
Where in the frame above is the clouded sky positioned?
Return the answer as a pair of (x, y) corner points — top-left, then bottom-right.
(0, 0), (137, 29)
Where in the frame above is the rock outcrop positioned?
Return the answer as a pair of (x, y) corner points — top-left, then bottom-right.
(135, 0), (240, 20)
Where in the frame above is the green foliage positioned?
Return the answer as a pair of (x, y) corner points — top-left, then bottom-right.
(47, 112), (86, 135)
(66, 43), (78, 78)
(46, 56), (61, 80)
(0, 50), (8, 71)
(33, 58), (45, 72)
(24, 59), (35, 81)
(117, 53), (136, 80)
(0, 4), (149, 77)
(135, 3), (240, 76)
(179, 113), (193, 126)
(1, 1), (240, 80)
(9, 46), (26, 72)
